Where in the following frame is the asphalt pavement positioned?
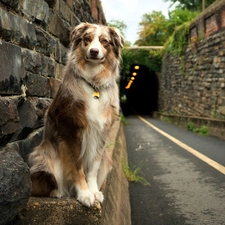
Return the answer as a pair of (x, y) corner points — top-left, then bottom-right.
(124, 115), (225, 225)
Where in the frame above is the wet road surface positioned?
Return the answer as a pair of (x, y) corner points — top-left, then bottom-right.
(124, 116), (225, 225)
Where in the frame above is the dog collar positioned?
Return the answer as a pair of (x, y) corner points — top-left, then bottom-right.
(80, 77), (101, 99)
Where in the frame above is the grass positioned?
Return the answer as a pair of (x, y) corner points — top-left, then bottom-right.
(162, 116), (171, 123)
(194, 125), (208, 136)
(122, 161), (150, 186)
(187, 121), (195, 131)
(120, 113), (129, 125)
(187, 121), (208, 136)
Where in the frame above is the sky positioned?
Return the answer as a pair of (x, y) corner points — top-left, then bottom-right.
(101, 0), (175, 45)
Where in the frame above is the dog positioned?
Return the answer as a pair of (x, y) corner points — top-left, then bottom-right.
(28, 22), (124, 207)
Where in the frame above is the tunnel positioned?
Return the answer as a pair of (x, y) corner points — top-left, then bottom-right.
(120, 65), (159, 116)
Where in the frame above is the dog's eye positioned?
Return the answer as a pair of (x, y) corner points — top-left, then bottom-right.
(84, 37), (91, 42)
(102, 39), (108, 45)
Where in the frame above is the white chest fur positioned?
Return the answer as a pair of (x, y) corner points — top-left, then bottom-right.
(83, 83), (110, 130)
(81, 82), (113, 165)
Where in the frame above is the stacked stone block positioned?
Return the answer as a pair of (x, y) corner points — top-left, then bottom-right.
(160, 0), (225, 120)
(0, 0), (103, 224)
(0, 0), (98, 154)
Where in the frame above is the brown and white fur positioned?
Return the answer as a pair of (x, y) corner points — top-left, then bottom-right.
(28, 22), (124, 207)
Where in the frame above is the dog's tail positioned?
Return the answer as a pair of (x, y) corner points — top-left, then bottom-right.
(97, 150), (113, 190)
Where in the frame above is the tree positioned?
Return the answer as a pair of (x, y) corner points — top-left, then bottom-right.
(165, 0), (216, 11)
(135, 8), (199, 46)
(135, 11), (168, 46)
(166, 8), (199, 36)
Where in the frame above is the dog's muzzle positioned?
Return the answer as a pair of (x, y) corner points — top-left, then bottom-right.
(86, 48), (105, 62)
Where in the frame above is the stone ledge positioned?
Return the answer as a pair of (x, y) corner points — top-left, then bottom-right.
(11, 118), (131, 225)
(14, 198), (102, 225)
(156, 112), (225, 141)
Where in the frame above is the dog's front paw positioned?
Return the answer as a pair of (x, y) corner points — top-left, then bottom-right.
(77, 189), (95, 207)
(93, 191), (104, 203)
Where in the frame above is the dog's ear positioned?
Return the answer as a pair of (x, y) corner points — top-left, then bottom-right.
(70, 22), (90, 49)
(109, 27), (125, 48)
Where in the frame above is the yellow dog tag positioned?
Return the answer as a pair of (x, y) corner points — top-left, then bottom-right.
(92, 91), (100, 99)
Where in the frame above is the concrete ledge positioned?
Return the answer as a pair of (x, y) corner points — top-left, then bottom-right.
(14, 198), (101, 225)
(101, 119), (131, 225)
(156, 112), (225, 140)
(12, 119), (131, 225)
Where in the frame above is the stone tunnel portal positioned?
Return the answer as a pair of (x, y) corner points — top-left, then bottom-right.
(121, 65), (159, 116)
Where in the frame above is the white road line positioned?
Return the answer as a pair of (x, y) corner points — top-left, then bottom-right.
(138, 115), (225, 175)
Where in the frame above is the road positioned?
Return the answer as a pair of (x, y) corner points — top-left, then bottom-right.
(124, 115), (225, 225)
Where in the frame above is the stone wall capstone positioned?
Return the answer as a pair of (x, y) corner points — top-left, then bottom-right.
(0, 0), (106, 223)
(160, 0), (225, 120)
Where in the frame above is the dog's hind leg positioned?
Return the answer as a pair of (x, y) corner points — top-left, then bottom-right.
(29, 144), (58, 197)
(30, 170), (57, 197)
(29, 143), (65, 198)
(48, 158), (66, 198)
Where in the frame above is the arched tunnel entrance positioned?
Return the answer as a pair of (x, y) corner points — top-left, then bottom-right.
(120, 65), (159, 116)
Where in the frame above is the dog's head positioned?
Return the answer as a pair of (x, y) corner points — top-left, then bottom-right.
(70, 23), (124, 64)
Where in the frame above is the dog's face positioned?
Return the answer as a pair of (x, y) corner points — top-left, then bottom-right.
(70, 23), (124, 64)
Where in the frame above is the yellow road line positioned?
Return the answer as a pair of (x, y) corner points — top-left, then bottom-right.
(138, 115), (225, 175)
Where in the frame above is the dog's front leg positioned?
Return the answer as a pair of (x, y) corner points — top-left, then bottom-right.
(86, 160), (104, 203)
(74, 166), (96, 207)
(60, 142), (95, 207)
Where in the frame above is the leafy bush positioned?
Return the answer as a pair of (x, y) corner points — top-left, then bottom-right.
(187, 121), (195, 131)
(164, 21), (190, 56)
(187, 122), (208, 135)
(194, 126), (209, 136)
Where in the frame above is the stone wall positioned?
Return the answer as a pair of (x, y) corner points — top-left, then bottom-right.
(0, 0), (105, 157)
(0, 0), (106, 223)
(160, 0), (225, 120)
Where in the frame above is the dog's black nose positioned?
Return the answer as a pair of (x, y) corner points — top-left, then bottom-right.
(90, 48), (99, 58)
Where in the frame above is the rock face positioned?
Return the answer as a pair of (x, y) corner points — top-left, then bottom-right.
(0, 0), (106, 224)
(0, 0), (104, 149)
(0, 146), (31, 225)
(160, 0), (225, 120)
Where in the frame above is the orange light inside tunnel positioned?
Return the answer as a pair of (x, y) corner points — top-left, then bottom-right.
(131, 77), (135, 80)
(132, 72), (137, 76)
(134, 65), (139, 70)
(125, 80), (133, 89)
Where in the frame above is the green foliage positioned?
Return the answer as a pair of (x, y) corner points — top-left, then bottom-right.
(167, 8), (199, 35)
(162, 116), (172, 123)
(164, 21), (190, 55)
(135, 8), (199, 47)
(187, 122), (208, 135)
(122, 161), (150, 186)
(121, 48), (163, 77)
(136, 11), (168, 46)
(165, 0), (216, 11)
(187, 121), (195, 131)
(120, 113), (129, 125)
(194, 126), (209, 136)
